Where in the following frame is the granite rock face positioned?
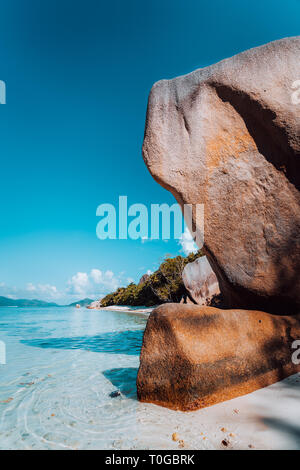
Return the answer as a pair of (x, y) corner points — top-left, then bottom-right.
(137, 304), (300, 411)
(87, 300), (102, 309)
(182, 256), (220, 305)
(142, 37), (300, 314)
(139, 273), (150, 285)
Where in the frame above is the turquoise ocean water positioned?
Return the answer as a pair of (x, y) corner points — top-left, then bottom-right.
(1, 306), (300, 450)
(0, 306), (205, 450)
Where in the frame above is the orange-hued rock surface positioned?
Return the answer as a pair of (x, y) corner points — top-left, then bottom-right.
(137, 304), (300, 411)
(142, 37), (300, 314)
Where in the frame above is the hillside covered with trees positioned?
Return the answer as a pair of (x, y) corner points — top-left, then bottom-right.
(100, 250), (204, 307)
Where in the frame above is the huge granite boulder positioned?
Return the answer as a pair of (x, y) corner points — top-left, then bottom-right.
(137, 304), (300, 411)
(142, 37), (300, 314)
(182, 255), (220, 305)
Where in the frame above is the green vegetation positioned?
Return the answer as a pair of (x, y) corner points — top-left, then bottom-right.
(100, 250), (204, 307)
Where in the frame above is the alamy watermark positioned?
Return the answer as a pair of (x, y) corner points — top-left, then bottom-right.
(291, 340), (300, 365)
(291, 80), (300, 105)
(0, 341), (6, 365)
(0, 80), (6, 104)
(96, 196), (204, 247)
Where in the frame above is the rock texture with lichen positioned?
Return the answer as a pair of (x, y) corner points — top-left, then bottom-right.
(143, 37), (300, 314)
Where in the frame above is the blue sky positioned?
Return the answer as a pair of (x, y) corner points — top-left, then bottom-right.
(0, 0), (299, 303)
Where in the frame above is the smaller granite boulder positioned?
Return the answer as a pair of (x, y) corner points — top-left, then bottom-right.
(137, 304), (300, 411)
(182, 256), (220, 305)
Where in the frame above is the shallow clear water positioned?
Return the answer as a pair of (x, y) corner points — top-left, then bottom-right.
(0, 306), (212, 450)
(1, 306), (300, 450)
(0, 307), (146, 449)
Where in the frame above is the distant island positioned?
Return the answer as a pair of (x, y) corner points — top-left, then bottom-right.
(0, 296), (94, 308)
(67, 298), (94, 307)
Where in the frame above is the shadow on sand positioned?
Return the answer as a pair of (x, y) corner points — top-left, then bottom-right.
(257, 375), (300, 448)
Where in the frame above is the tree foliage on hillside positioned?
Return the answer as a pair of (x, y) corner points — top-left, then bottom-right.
(100, 250), (204, 307)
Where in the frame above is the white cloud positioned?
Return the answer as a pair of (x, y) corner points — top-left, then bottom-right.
(25, 282), (58, 297)
(37, 284), (58, 296)
(0, 268), (128, 304)
(0, 283), (18, 297)
(67, 272), (89, 295)
(26, 282), (36, 292)
(90, 269), (102, 284)
(67, 269), (120, 297)
(178, 227), (198, 255)
(26, 283), (58, 297)
(105, 270), (114, 279)
(0, 281), (60, 301)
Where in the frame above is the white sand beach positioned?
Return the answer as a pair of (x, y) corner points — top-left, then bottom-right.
(100, 305), (154, 316)
(163, 372), (300, 450)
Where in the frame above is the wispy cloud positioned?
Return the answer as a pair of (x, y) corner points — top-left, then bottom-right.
(26, 282), (58, 297)
(0, 282), (60, 301)
(0, 268), (124, 304)
(67, 269), (121, 297)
